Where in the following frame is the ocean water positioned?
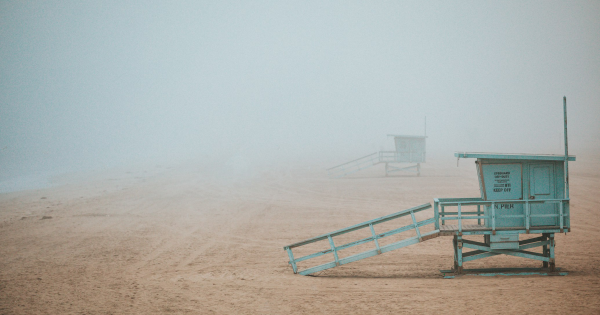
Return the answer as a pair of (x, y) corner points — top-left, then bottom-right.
(0, 173), (54, 193)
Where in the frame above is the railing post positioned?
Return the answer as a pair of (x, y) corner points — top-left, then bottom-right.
(452, 235), (458, 270)
(285, 247), (298, 274)
(559, 201), (564, 233)
(549, 234), (556, 272)
(457, 204), (462, 235)
(327, 235), (340, 266)
(491, 202), (496, 235)
(441, 205), (445, 226)
(542, 233), (549, 269)
(434, 201), (440, 230)
(410, 211), (422, 241)
(525, 201), (530, 233)
(369, 223), (382, 254)
(477, 204), (481, 226)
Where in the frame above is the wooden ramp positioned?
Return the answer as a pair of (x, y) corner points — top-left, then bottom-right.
(283, 203), (439, 276)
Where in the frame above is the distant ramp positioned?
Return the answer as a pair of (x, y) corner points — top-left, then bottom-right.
(327, 151), (419, 178)
(327, 152), (381, 178)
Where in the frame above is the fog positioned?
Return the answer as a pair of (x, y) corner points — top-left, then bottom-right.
(1, 1), (599, 191)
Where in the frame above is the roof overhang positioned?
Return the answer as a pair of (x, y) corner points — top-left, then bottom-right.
(454, 152), (576, 161)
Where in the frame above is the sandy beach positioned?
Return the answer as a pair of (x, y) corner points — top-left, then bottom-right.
(1, 156), (599, 314)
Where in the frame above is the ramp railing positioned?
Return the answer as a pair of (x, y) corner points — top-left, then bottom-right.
(283, 203), (439, 275)
(328, 151), (426, 178)
(327, 151), (413, 177)
(326, 152), (380, 178)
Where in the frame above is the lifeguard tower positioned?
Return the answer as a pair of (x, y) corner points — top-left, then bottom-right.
(384, 134), (427, 175)
(284, 98), (574, 277)
(435, 151), (573, 276)
(327, 120), (427, 177)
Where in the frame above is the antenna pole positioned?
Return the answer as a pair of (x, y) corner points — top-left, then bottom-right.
(563, 96), (569, 199)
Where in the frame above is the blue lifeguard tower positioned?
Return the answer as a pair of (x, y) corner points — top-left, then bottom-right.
(436, 151), (573, 276)
(284, 98), (573, 277)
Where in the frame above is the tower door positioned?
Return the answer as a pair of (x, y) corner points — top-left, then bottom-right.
(529, 163), (557, 226)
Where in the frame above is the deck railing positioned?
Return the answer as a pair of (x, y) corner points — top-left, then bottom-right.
(433, 198), (570, 234)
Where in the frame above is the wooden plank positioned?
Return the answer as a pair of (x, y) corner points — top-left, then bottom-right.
(421, 231), (439, 241)
(298, 261), (337, 275)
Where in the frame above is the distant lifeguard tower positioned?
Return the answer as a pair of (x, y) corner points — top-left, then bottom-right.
(384, 134), (427, 176)
(327, 120), (427, 177)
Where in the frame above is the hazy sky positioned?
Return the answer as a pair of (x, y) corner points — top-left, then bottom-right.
(1, 1), (599, 180)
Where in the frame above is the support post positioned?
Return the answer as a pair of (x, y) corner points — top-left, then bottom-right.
(542, 233), (549, 269)
(453, 235), (458, 270)
(549, 234), (556, 272)
(456, 235), (463, 273)
(285, 247), (298, 274)
(477, 204), (481, 225)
